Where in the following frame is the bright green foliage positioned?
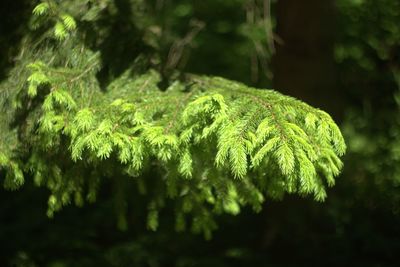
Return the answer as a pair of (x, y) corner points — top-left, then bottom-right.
(0, 0), (345, 237)
(32, 3), (49, 16)
(0, 126), (24, 190)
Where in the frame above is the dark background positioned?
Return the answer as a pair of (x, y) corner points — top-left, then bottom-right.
(1, 0), (400, 266)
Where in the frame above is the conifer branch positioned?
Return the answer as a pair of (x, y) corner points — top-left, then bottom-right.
(0, 0), (347, 237)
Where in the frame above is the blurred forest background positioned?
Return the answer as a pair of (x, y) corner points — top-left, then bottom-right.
(1, 0), (400, 266)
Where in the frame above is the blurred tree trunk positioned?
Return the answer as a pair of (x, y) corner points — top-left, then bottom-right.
(273, 0), (342, 119)
(261, 0), (340, 250)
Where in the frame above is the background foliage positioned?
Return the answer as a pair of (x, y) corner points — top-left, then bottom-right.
(0, 0), (399, 266)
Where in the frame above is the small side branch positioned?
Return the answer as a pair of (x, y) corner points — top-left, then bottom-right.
(263, 0), (275, 54)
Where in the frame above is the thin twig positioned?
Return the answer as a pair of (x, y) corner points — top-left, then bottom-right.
(165, 20), (205, 70)
(264, 0), (275, 54)
(69, 61), (98, 83)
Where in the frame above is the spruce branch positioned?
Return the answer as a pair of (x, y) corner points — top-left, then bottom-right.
(0, 0), (347, 237)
